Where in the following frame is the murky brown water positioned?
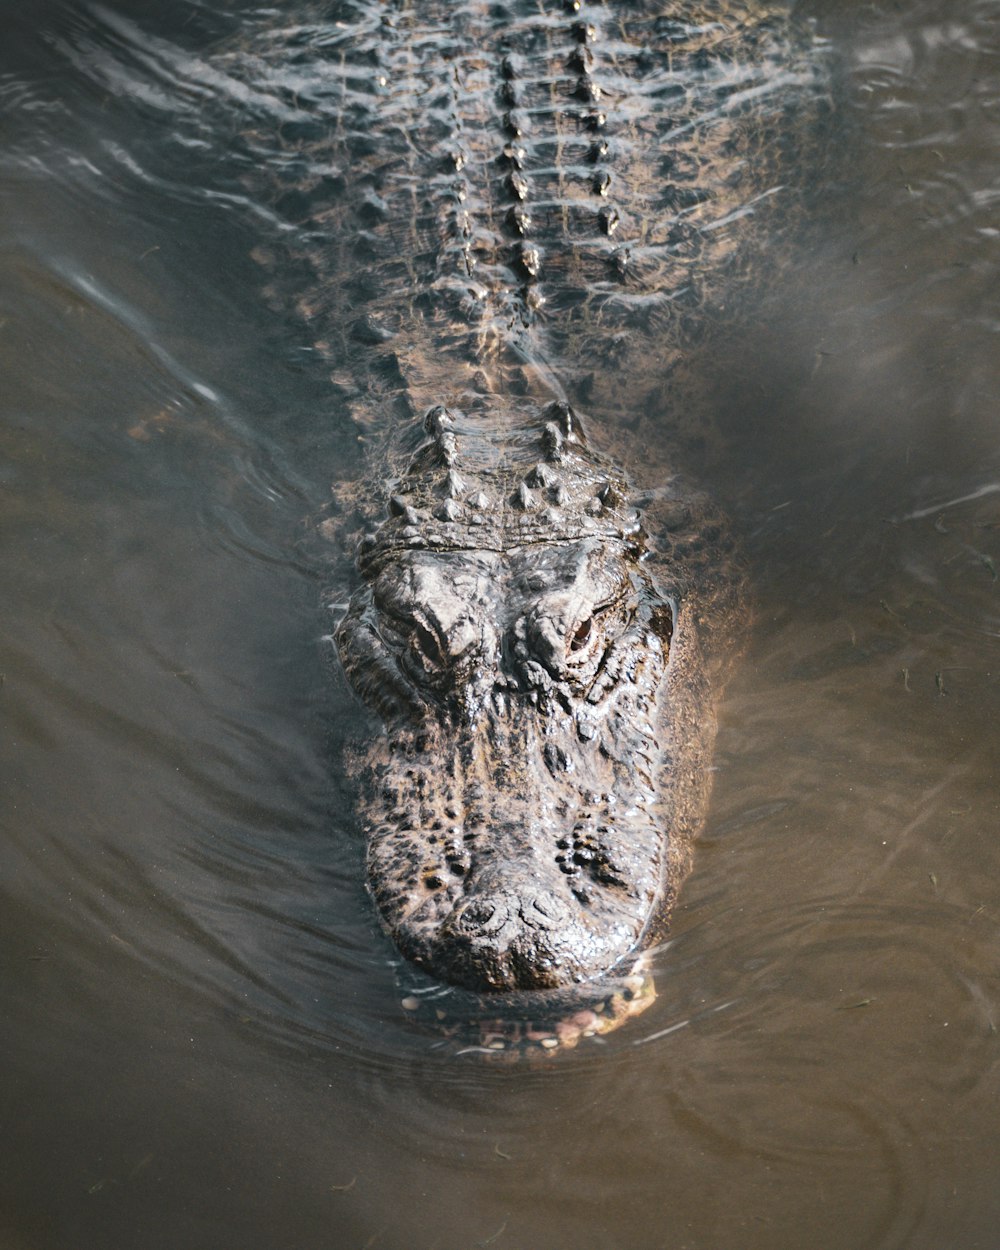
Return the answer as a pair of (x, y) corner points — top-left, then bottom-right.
(2, 1), (999, 1247)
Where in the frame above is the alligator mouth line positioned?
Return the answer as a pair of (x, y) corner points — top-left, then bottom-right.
(394, 957), (658, 1058)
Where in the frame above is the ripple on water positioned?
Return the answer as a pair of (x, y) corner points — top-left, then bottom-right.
(3, 3), (1000, 1248)
(0, 241), (394, 1059)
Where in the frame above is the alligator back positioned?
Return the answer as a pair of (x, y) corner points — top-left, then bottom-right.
(242, 0), (822, 425)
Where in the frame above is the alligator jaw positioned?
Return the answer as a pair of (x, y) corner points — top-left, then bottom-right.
(359, 680), (673, 989)
(396, 957), (659, 1058)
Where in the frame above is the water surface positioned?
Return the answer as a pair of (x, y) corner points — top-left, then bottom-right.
(1, 2), (999, 1248)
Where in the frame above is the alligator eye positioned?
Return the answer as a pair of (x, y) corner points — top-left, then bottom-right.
(570, 617), (593, 652)
(413, 621), (443, 668)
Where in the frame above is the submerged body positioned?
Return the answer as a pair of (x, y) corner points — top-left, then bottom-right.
(236, 0), (822, 1037)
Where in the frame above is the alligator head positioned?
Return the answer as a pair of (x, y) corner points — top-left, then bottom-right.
(334, 404), (708, 1010)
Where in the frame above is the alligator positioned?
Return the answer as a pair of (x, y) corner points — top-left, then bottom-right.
(334, 396), (729, 1046)
(234, 0), (823, 1048)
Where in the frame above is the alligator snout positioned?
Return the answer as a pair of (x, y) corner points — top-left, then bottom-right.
(453, 886), (569, 939)
(436, 889), (569, 991)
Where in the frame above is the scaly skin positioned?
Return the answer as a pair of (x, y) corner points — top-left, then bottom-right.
(230, 0), (823, 1045)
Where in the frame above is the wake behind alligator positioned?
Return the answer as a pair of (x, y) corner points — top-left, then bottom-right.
(235, 0), (826, 1049)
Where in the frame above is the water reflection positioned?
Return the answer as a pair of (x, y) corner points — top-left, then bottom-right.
(2, 0), (1000, 1248)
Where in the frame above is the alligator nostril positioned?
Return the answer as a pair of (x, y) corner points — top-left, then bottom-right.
(523, 890), (570, 929)
(459, 895), (509, 936)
